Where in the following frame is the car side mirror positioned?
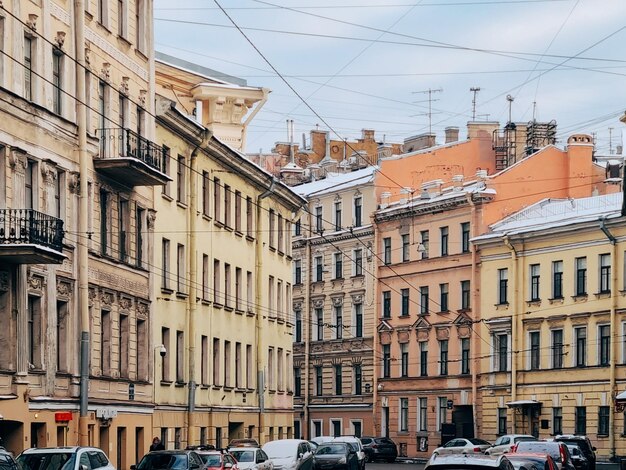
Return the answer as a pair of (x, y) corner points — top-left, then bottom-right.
(298, 453), (303, 459)
(130, 466), (137, 470)
(225, 464), (233, 469)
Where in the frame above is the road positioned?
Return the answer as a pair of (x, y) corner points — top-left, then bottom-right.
(367, 462), (425, 470)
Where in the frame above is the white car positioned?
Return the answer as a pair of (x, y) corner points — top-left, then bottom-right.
(262, 439), (314, 470)
(229, 448), (273, 470)
(485, 435), (537, 455)
(332, 437), (365, 470)
(432, 438), (492, 456)
(18, 447), (116, 470)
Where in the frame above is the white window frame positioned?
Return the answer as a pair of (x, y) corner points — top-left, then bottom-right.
(330, 418), (343, 437)
(418, 397), (428, 432)
(492, 332), (511, 372)
(527, 330), (540, 370)
(311, 420), (323, 438)
(437, 397), (447, 431)
(398, 398), (409, 432)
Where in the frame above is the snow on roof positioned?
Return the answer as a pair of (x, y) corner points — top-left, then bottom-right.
(293, 166), (378, 197)
(156, 51), (247, 87)
(483, 192), (623, 238)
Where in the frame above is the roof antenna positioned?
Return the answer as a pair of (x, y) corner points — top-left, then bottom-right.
(506, 95), (514, 124)
(470, 87), (480, 121)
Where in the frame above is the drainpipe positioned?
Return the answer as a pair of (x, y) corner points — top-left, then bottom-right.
(600, 217), (617, 460)
(256, 177), (275, 443)
(303, 207), (312, 439)
(466, 194), (479, 438)
(187, 129), (211, 446)
(75, 0), (90, 446)
(241, 88), (269, 152)
(503, 236), (519, 433)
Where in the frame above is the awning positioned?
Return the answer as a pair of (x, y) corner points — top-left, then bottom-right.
(615, 391), (626, 401)
(506, 400), (542, 407)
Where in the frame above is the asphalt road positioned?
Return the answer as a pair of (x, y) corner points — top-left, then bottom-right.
(367, 462), (425, 470)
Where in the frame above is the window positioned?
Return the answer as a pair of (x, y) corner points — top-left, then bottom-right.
(314, 256), (323, 282)
(119, 93), (128, 128)
(400, 398), (409, 432)
(294, 367), (301, 397)
(161, 239), (170, 290)
(277, 214), (283, 252)
(315, 366), (323, 396)
(24, 35), (34, 101)
(575, 407), (586, 435)
(98, 80), (107, 131)
(418, 286), (429, 315)
(222, 185), (232, 227)
(498, 268), (508, 304)
(334, 202), (342, 230)
(420, 230), (429, 259)
(100, 309), (111, 375)
(553, 407), (562, 435)
(276, 347), (282, 391)
(438, 397), (447, 430)
(52, 49), (63, 115)
(419, 398), (428, 431)
(246, 197), (253, 236)
(161, 328), (170, 381)
(600, 254), (611, 293)
(552, 329), (564, 369)
(402, 234), (410, 262)
(118, 0), (127, 36)
(334, 253), (343, 279)
(495, 333), (508, 372)
(135, 207), (144, 267)
(176, 156), (186, 204)
(400, 343), (409, 377)
(440, 227), (448, 256)
(354, 303), (363, 338)
(235, 268), (242, 311)
(57, 301), (69, 372)
(176, 244), (185, 294)
(118, 199), (129, 262)
(599, 406), (610, 436)
(119, 320), (129, 381)
(354, 249), (363, 276)
(334, 305), (343, 340)
(461, 338), (470, 375)
(136, 0), (146, 52)
(419, 342), (428, 376)
(225, 341), (232, 387)
(382, 344), (391, 378)
(235, 191), (242, 232)
(575, 327), (587, 367)
(213, 259), (221, 304)
(176, 331), (184, 383)
(439, 340), (448, 375)
(315, 308), (324, 341)
(354, 197), (362, 227)
(440, 283), (449, 312)
(461, 280), (471, 310)
(99, 189), (109, 255)
(334, 365), (342, 396)
(214, 178), (221, 221)
(599, 325), (610, 366)
(27, 296), (42, 368)
(382, 291), (391, 318)
(529, 331), (540, 370)
(315, 206), (323, 233)
(294, 219), (301, 236)
(294, 260), (302, 285)
(401, 288), (410, 316)
(295, 310), (302, 343)
(575, 257), (587, 296)
(269, 209), (275, 248)
(461, 222), (470, 253)
(383, 238), (391, 265)
(498, 408), (507, 435)
(246, 345), (253, 388)
(354, 364), (362, 395)
(201, 336), (208, 385)
(246, 271), (253, 312)
(530, 264), (540, 301)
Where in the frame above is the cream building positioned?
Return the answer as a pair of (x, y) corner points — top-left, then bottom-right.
(291, 166), (378, 439)
(474, 192), (626, 460)
(153, 57), (304, 448)
(0, 0), (161, 464)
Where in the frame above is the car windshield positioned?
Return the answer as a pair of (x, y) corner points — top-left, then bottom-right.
(263, 442), (295, 459)
(507, 456), (548, 470)
(514, 437), (537, 443)
(316, 445), (346, 456)
(137, 454), (189, 470)
(557, 440), (589, 452)
(374, 439), (394, 445)
(516, 444), (560, 461)
(469, 439), (491, 446)
(199, 455), (222, 467)
(231, 451), (254, 463)
(18, 453), (75, 470)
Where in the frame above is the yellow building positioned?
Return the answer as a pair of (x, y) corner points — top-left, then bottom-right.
(474, 192), (626, 459)
(153, 57), (304, 449)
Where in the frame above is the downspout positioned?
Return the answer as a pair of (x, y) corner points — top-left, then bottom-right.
(187, 129), (211, 446)
(241, 88), (270, 152)
(503, 236), (519, 433)
(466, 193), (479, 438)
(256, 177), (275, 443)
(600, 217), (617, 460)
(303, 208), (312, 439)
(75, 0), (90, 446)
(372, 213), (380, 436)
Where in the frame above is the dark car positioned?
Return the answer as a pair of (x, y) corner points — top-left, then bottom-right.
(132, 450), (204, 470)
(360, 437), (398, 463)
(0, 450), (17, 470)
(555, 436), (596, 470)
(313, 443), (358, 470)
(565, 446), (588, 470)
(513, 442), (575, 470)
(505, 452), (559, 470)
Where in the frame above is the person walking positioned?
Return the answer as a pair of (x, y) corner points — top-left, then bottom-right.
(150, 437), (165, 451)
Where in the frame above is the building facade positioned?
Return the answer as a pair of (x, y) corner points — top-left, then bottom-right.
(291, 167), (378, 440)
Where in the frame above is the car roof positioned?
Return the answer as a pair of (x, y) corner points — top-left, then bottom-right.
(20, 447), (103, 454)
(229, 448), (260, 452)
(428, 454), (507, 467)
(145, 451), (195, 455)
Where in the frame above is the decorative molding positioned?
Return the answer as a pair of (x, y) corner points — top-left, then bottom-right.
(139, 89), (147, 107)
(85, 28), (149, 81)
(100, 63), (111, 81)
(351, 293), (363, 305)
(9, 148), (28, 173)
(26, 14), (38, 30)
(119, 296), (133, 312)
(147, 210), (157, 229)
(312, 298), (324, 309)
(136, 301), (149, 318)
(435, 326), (450, 340)
(55, 31), (66, 48)
(379, 332), (391, 345)
(68, 172), (80, 194)
(293, 301), (303, 311)
(119, 77), (130, 95)
(28, 274), (44, 293)
(100, 290), (115, 306)
(56, 279), (72, 298)
(331, 295), (343, 307)
(50, 3), (71, 25)
(41, 161), (57, 185)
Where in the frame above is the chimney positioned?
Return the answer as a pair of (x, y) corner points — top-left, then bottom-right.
(403, 133), (436, 153)
(452, 174), (464, 191)
(445, 127), (459, 144)
(467, 121), (499, 140)
(361, 129), (375, 142)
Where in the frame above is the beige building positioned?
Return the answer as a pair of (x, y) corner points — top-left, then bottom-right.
(291, 166), (378, 439)
(474, 192), (626, 460)
(153, 57), (305, 448)
(0, 0), (161, 464)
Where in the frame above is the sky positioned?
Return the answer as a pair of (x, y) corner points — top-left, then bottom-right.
(153, 0), (626, 155)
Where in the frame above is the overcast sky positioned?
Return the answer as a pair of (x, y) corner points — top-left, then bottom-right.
(154, 0), (626, 155)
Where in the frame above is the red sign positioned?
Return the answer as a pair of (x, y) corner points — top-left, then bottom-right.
(55, 412), (73, 422)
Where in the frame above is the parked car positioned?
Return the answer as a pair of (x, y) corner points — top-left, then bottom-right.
(229, 448), (273, 470)
(310, 437), (334, 446)
(565, 446), (588, 470)
(262, 440), (314, 470)
(195, 450), (240, 470)
(18, 447), (116, 470)
(426, 453), (514, 470)
(513, 442), (575, 470)
(313, 443), (359, 470)
(505, 453), (559, 470)
(331, 438), (365, 470)
(132, 450), (205, 470)
(432, 438), (492, 456)
(486, 436), (538, 455)
(228, 440), (261, 450)
(360, 437), (398, 463)
(0, 449), (18, 470)
(555, 436), (596, 470)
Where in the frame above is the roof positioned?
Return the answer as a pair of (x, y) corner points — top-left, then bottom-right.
(156, 52), (247, 87)
(292, 166), (378, 197)
(477, 192), (623, 240)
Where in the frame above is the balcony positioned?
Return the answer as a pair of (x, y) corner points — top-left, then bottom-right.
(0, 209), (65, 264)
(95, 128), (171, 186)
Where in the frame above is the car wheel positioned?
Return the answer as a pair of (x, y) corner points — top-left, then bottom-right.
(364, 454), (370, 463)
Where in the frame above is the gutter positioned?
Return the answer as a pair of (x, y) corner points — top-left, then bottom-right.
(466, 193), (479, 439)
(503, 236), (519, 432)
(241, 88), (270, 151)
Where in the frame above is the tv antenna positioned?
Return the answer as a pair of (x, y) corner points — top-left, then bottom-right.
(412, 88), (443, 135)
(470, 87), (480, 121)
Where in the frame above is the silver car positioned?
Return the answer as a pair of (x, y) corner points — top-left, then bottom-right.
(486, 435), (537, 455)
(18, 447), (116, 470)
(262, 440), (314, 470)
(432, 438), (492, 456)
(426, 454), (514, 470)
(230, 448), (273, 470)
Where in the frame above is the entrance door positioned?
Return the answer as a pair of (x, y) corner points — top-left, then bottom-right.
(452, 406), (474, 438)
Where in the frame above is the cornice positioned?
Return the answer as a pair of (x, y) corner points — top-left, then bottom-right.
(375, 193), (492, 223)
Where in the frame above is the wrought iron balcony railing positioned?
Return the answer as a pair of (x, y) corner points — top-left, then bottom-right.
(97, 127), (166, 174)
(0, 209), (64, 252)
